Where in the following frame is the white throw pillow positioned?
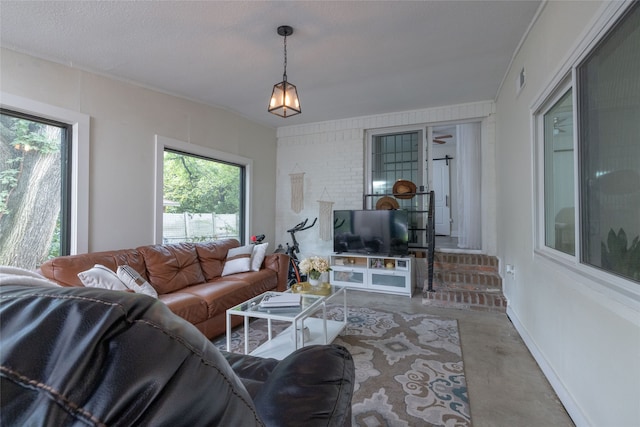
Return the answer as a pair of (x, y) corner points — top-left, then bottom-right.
(250, 242), (269, 271)
(78, 264), (129, 291)
(0, 266), (61, 287)
(222, 245), (254, 276)
(116, 265), (158, 298)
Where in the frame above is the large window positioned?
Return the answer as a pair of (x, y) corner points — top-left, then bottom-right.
(0, 109), (72, 269)
(578, 2), (640, 283)
(163, 149), (244, 243)
(155, 135), (250, 245)
(537, 2), (639, 285)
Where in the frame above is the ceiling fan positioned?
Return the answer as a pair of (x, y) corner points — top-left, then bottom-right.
(553, 117), (571, 134)
(433, 134), (452, 144)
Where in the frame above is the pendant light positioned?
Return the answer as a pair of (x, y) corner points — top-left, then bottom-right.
(268, 25), (301, 118)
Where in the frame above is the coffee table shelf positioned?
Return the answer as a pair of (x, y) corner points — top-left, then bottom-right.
(250, 317), (346, 359)
(226, 285), (347, 360)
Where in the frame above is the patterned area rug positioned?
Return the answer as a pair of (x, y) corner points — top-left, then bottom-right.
(213, 306), (471, 427)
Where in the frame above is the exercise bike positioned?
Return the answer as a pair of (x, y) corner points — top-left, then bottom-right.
(275, 218), (317, 288)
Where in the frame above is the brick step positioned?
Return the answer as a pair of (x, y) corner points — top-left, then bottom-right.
(434, 252), (499, 272)
(423, 287), (507, 313)
(424, 251), (506, 312)
(434, 261), (499, 274)
(433, 270), (502, 291)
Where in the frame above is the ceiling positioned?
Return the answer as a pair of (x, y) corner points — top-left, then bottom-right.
(0, 1), (541, 129)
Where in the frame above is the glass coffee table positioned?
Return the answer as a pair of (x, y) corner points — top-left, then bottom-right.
(226, 284), (347, 360)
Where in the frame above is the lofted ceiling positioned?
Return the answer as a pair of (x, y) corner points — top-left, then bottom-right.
(0, 1), (541, 129)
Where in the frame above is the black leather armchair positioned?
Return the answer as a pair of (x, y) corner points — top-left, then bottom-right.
(0, 284), (355, 426)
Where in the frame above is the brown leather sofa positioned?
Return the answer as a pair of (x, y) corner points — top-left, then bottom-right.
(39, 239), (289, 339)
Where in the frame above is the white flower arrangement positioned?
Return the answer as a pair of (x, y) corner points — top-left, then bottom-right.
(298, 256), (331, 280)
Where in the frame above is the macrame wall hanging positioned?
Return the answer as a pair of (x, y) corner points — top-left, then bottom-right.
(289, 165), (305, 213)
(318, 188), (334, 241)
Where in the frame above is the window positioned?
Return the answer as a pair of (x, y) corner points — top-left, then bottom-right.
(155, 136), (250, 245)
(577, 2), (640, 283)
(0, 109), (73, 269)
(366, 128), (428, 248)
(0, 94), (89, 263)
(536, 2), (640, 285)
(163, 150), (244, 243)
(371, 131), (421, 195)
(542, 88), (575, 255)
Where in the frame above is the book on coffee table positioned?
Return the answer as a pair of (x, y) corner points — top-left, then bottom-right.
(259, 293), (301, 308)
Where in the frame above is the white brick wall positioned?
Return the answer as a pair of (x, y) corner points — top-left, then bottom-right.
(275, 101), (496, 259)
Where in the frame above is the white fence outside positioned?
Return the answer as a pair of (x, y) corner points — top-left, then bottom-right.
(163, 213), (239, 243)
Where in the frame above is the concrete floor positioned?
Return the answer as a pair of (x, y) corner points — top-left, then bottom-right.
(347, 290), (575, 427)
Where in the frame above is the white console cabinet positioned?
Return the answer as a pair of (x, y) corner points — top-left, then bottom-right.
(329, 254), (414, 297)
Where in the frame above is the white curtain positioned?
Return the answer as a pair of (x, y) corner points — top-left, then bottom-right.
(456, 123), (482, 249)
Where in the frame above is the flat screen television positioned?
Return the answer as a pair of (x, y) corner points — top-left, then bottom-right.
(333, 209), (409, 256)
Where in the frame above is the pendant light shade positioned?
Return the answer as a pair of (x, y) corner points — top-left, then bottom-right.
(268, 25), (301, 118)
(269, 81), (300, 117)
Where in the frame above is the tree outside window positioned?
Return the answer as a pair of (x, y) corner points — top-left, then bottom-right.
(0, 110), (70, 269)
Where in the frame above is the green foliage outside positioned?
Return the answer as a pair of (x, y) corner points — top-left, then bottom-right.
(163, 151), (240, 215)
(49, 218), (62, 258)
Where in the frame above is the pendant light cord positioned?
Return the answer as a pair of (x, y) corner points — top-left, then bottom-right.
(283, 34), (288, 82)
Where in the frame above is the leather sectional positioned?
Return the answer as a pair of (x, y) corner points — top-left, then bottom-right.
(39, 239), (289, 339)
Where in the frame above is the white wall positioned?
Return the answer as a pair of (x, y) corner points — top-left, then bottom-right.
(0, 48), (278, 252)
(275, 101), (497, 259)
(495, 1), (640, 426)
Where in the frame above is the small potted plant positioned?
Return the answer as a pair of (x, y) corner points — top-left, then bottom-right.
(299, 256), (331, 286)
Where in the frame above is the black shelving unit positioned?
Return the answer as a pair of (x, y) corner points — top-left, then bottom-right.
(363, 192), (430, 249)
(362, 191), (436, 292)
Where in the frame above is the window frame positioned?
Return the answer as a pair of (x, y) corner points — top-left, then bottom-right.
(0, 92), (90, 255)
(0, 108), (73, 256)
(364, 125), (428, 202)
(534, 76), (577, 263)
(532, 0), (640, 305)
(154, 135), (252, 245)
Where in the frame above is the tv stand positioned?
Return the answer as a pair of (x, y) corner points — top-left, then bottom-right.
(329, 253), (415, 297)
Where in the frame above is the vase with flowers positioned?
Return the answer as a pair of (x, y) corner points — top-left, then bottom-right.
(298, 256), (331, 286)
